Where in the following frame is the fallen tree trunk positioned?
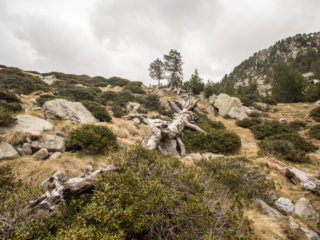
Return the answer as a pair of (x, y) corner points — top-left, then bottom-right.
(266, 155), (320, 191)
(29, 165), (117, 210)
(124, 95), (206, 156)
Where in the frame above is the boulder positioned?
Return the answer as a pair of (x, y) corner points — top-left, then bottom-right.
(0, 143), (20, 160)
(315, 100), (320, 105)
(253, 198), (282, 221)
(294, 198), (319, 221)
(0, 115), (53, 135)
(22, 143), (33, 155)
(301, 227), (320, 240)
(208, 94), (217, 105)
(42, 99), (97, 124)
(35, 148), (49, 160)
(214, 94), (248, 120)
(274, 197), (294, 214)
(31, 135), (65, 152)
(49, 152), (62, 159)
(40, 75), (57, 85)
(126, 102), (140, 113)
(253, 102), (269, 112)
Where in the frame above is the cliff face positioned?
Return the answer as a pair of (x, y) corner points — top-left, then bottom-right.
(221, 32), (320, 95)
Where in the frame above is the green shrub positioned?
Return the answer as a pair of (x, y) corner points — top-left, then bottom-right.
(248, 111), (261, 117)
(310, 106), (320, 122)
(182, 129), (241, 154)
(81, 101), (112, 122)
(251, 120), (292, 140)
(124, 81), (145, 94)
(0, 90), (20, 103)
(105, 76), (130, 87)
(0, 67), (49, 94)
(66, 125), (117, 153)
(12, 146), (254, 239)
(236, 118), (262, 129)
(260, 94), (277, 105)
(309, 124), (320, 140)
(111, 104), (126, 118)
(197, 157), (274, 201)
(0, 101), (22, 113)
(0, 165), (41, 239)
(237, 93), (260, 107)
(183, 69), (204, 95)
(35, 94), (60, 106)
(58, 87), (102, 103)
(0, 108), (16, 126)
(196, 113), (225, 130)
(288, 120), (307, 131)
(259, 133), (316, 163)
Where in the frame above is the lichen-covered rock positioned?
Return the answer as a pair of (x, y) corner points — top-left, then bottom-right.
(31, 135), (65, 152)
(274, 197), (294, 214)
(49, 151), (62, 159)
(213, 94), (248, 120)
(0, 143), (20, 160)
(42, 99), (97, 124)
(253, 198), (282, 221)
(208, 94), (217, 105)
(22, 143), (32, 155)
(253, 102), (269, 112)
(294, 198), (319, 221)
(40, 75), (57, 85)
(35, 148), (49, 160)
(301, 227), (320, 240)
(0, 115), (53, 135)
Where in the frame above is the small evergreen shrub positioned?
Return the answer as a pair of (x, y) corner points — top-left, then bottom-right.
(0, 101), (22, 113)
(309, 124), (320, 140)
(111, 104), (126, 118)
(0, 107), (16, 126)
(248, 111), (261, 117)
(288, 120), (307, 131)
(196, 113), (225, 130)
(66, 125), (117, 154)
(0, 90), (20, 103)
(236, 118), (262, 129)
(81, 100), (112, 122)
(310, 106), (320, 122)
(182, 129), (241, 154)
(100, 91), (117, 103)
(124, 81), (145, 94)
(36, 94), (60, 106)
(259, 133), (316, 163)
(251, 120), (292, 140)
(58, 87), (102, 103)
(197, 157), (274, 201)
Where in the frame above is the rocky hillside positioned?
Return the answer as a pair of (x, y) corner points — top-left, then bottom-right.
(1, 64), (320, 239)
(221, 32), (320, 95)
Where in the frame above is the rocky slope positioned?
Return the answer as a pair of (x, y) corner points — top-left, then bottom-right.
(221, 32), (320, 95)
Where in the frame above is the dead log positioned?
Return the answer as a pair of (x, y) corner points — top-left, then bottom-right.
(123, 95), (206, 156)
(29, 165), (117, 210)
(266, 155), (320, 191)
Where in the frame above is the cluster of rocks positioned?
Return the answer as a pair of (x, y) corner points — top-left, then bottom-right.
(209, 93), (256, 120)
(255, 197), (319, 239)
(0, 132), (66, 161)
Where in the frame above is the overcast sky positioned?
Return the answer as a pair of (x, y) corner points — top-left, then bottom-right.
(0, 0), (320, 85)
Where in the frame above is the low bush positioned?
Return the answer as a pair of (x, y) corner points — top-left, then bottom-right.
(111, 104), (127, 118)
(182, 129), (241, 154)
(11, 146), (254, 239)
(0, 67), (49, 94)
(0, 101), (22, 113)
(309, 124), (320, 140)
(35, 94), (61, 106)
(310, 106), (320, 122)
(58, 87), (102, 103)
(81, 100), (112, 122)
(251, 120), (292, 140)
(259, 133), (316, 163)
(0, 108), (16, 126)
(124, 81), (145, 94)
(288, 120), (307, 131)
(196, 113), (225, 130)
(197, 157), (274, 201)
(66, 125), (117, 154)
(0, 90), (20, 103)
(236, 118), (262, 129)
(248, 111), (261, 117)
(100, 90), (118, 103)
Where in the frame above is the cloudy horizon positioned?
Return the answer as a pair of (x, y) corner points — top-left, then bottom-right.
(0, 0), (320, 85)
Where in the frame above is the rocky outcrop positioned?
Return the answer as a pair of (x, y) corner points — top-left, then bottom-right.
(31, 135), (65, 152)
(42, 99), (97, 124)
(0, 143), (20, 160)
(40, 75), (57, 85)
(274, 197), (294, 214)
(294, 198), (319, 221)
(213, 94), (249, 120)
(0, 115), (53, 135)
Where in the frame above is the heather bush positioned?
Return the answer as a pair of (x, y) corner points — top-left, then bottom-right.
(288, 120), (307, 131)
(66, 125), (117, 154)
(251, 120), (292, 140)
(310, 106), (320, 122)
(0, 107), (16, 126)
(236, 118), (262, 129)
(81, 100), (112, 122)
(309, 124), (320, 140)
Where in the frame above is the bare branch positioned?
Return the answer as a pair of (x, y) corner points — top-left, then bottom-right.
(176, 137), (186, 156)
(168, 100), (182, 113)
(185, 122), (206, 134)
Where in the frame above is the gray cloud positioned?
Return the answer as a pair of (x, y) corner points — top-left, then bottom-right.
(0, 0), (320, 84)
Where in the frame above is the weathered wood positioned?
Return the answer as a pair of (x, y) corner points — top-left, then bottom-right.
(123, 95), (206, 156)
(29, 165), (117, 210)
(266, 155), (320, 191)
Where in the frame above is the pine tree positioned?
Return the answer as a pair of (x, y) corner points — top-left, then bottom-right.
(164, 49), (183, 93)
(183, 69), (204, 94)
(149, 58), (165, 88)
